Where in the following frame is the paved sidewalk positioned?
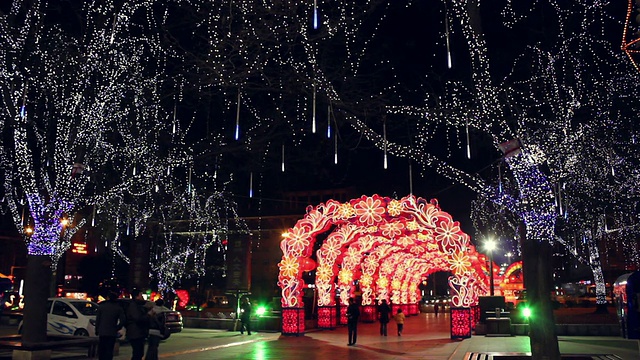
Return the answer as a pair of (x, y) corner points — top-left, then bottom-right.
(2, 313), (638, 359)
(118, 313), (639, 360)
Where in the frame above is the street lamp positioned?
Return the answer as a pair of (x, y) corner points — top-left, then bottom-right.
(506, 252), (513, 265)
(484, 239), (497, 296)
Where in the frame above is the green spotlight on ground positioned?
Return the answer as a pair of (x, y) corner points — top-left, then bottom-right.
(522, 307), (532, 318)
(256, 306), (267, 316)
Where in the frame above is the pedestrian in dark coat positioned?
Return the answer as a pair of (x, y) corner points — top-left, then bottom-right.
(377, 299), (392, 336)
(239, 297), (252, 335)
(346, 297), (360, 346)
(95, 292), (126, 360)
(126, 289), (149, 360)
(145, 299), (170, 360)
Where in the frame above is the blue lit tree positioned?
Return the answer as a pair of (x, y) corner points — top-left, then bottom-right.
(0, 1), (173, 342)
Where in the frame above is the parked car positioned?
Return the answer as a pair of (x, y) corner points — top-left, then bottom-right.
(112, 298), (183, 340)
(18, 297), (99, 337)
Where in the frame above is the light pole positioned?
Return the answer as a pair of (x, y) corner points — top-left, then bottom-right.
(485, 239), (497, 296)
(506, 252), (513, 265)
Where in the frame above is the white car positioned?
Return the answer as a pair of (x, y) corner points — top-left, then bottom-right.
(19, 297), (99, 337)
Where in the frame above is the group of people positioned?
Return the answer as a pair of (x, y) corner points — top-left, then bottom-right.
(346, 298), (406, 346)
(95, 289), (169, 360)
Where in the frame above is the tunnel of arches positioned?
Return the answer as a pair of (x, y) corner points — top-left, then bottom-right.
(278, 194), (491, 339)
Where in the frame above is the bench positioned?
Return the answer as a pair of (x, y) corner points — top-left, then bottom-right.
(485, 310), (512, 337)
(0, 335), (98, 359)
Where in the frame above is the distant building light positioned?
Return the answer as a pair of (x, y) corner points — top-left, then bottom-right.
(72, 243), (88, 254)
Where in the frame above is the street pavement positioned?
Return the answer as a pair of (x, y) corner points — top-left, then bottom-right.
(1, 313), (638, 359)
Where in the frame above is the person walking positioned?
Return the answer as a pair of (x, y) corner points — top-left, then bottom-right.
(145, 299), (169, 360)
(346, 297), (360, 346)
(377, 299), (392, 336)
(126, 289), (149, 360)
(393, 308), (405, 336)
(95, 292), (126, 360)
(239, 297), (252, 335)
(434, 302), (439, 317)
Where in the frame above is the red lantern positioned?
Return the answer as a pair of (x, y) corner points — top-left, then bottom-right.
(298, 257), (316, 272)
(175, 289), (190, 309)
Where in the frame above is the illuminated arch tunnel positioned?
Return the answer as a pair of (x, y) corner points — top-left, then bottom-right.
(278, 194), (493, 339)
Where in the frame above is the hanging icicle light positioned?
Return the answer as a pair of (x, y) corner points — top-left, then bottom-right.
(313, 0), (319, 30)
(109, 14), (116, 44)
(326, 104), (331, 138)
(249, 172), (254, 198)
(20, 83), (28, 119)
(235, 90), (241, 140)
(188, 166), (192, 192)
(91, 206), (96, 227)
(172, 99), (177, 134)
(281, 144), (285, 172)
(383, 119), (388, 169)
(465, 121), (471, 159)
(558, 184), (563, 216)
(445, 2), (452, 69)
(334, 132), (338, 164)
(312, 83), (317, 133)
(498, 163), (503, 194)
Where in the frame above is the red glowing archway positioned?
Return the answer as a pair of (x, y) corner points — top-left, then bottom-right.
(499, 261), (525, 305)
(278, 194), (492, 338)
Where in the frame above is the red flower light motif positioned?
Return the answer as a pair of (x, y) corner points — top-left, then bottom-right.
(380, 221), (404, 238)
(435, 220), (462, 249)
(285, 226), (311, 253)
(354, 196), (385, 226)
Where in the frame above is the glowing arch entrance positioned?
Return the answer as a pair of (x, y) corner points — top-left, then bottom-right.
(278, 194), (490, 338)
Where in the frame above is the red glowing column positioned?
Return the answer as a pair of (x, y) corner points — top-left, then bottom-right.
(401, 304), (409, 316)
(361, 305), (377, 322)
(317, 305), (337, 329)
(450, 307), (472, 339)
(408, 303), (418, 315)
(339, 305), (348, 325)
(281, 307), (305, 336)
(471, 305), (480, 329)
(391, 303), (401, 315)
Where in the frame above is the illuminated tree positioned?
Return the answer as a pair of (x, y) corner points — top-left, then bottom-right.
(0, 1), (173, 342)
(144, 181), (248, 296)
(163, 1), (640, 357)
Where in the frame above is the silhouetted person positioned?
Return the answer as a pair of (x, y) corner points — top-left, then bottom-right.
(377, 299), (392, 336)
(434, 302), (439, 317)
(346, 298), (360, 346)
(239, 297), (252, 335)
(95, 292), (125, 360)
(126, 289), (149, 360)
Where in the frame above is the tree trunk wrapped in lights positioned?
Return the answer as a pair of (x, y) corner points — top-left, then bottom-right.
(0, 1), (177, 343)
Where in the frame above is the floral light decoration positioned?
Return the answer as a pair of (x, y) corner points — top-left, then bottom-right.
(278, 194), (490, 336)
(622, 0), (640, 73)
